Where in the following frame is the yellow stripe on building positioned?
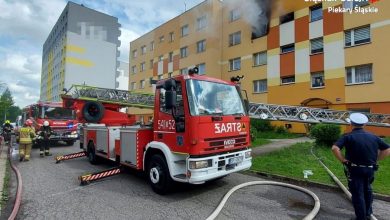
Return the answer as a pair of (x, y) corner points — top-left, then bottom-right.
(325, 68), (345, 80)
(67, 44), (86, 54)
(66, 57), (94, 67)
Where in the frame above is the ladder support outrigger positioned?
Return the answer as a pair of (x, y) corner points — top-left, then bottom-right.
(79, 167), (122, 185)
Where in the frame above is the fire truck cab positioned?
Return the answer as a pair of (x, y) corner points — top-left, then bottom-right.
(22, 102), (78, 145)
(67, 69), (252, 194)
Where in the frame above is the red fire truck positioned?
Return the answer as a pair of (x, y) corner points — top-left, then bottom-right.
(60, 68), (252, 194)
(22, 101), (79, 146)
(58, 67), (390, 194)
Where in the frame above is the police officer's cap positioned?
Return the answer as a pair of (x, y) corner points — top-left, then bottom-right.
(349, 113), (368, 126)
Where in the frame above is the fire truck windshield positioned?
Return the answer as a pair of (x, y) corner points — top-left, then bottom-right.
(186, 79), (246, 116)
(39, 107), (75, 120)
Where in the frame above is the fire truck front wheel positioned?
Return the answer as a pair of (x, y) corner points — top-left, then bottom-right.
(147, 154), (173, 195)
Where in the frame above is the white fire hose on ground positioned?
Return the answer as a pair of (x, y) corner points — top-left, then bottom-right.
(206, 181), (321, 220)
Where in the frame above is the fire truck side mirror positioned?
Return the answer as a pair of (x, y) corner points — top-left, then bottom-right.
(165, 90), (177, 110)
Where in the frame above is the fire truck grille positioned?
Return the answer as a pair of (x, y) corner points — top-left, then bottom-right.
(205, 135), (248, 151)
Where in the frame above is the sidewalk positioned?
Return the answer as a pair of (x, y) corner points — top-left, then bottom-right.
(0, 142), (8, 212)
(251, 137), (313, 157)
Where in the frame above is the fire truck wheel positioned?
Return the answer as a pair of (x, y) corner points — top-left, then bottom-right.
(82, 101), (105, 123)
(147, 154), (173, 195)
(66, 140), (75, 146)
(87, 142), (99, 165)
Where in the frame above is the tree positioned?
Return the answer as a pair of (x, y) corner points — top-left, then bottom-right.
(0, 88), (18, 124)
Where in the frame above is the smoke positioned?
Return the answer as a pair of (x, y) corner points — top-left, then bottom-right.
(224, 0), (272, 39)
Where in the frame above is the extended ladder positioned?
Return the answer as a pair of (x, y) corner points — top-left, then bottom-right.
(65, 85), (155, 109)
(248, 103), (390, 127)
(64, 85), (390, 127)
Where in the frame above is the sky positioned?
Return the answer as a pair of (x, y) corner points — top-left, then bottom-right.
(0, 0), (204, 107)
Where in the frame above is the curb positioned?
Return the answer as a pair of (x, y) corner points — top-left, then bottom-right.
(247, 171), (390, 202)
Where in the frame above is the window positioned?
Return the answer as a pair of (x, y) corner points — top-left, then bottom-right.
(130, 82), (137, 90)
(253, 51), (267, 66)
(346, 64), (373, 85)
(168, 52), (173, 62)
(345, 26), (370, 47)
(150, 59), (154, 69)
(354, 0), (369, 7)
(197, 63), (206, 75)
(140, 80), (145, 89)
(158, 55), (164, 62)
(229, 58), (241, 71)
(140, 62), (145, 72)
(158, 75), (163, 80)
(310, 38), (323, 54)
(180, 47), (188, 58)
(253, 80), (267, 93)
(230, 8), (241, 22)
(150, 41), (154, 51)
(181, 25), (189, 37)
(197, 40), (206, 53)
(132, 50), (137, 58)
(311, 72), (325, 88)
(197, 16), (207, 30)
(168, 72), (173, 78)
(141, 45), (147, 55)
(281, 76), (295, 84)
(280, 12), (294, 24)
(180, 68), (188, 75)
(131, 65), (137, 74)
(281, 44), (295, 54)
(310, 4), (323, 22)
(169, 32), (174, 42)
(229, 31), (241, 46)
(159, 35), (164, 43)
(149, 77), (153, 87)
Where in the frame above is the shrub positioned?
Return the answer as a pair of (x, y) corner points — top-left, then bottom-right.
(275, 125), (287, 134)
(310, 124), (341, 146)
(250, 119), (273, 132)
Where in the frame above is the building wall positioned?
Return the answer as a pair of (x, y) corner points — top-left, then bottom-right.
(129, 0), (390, 135)
(41, 2), (120, 102)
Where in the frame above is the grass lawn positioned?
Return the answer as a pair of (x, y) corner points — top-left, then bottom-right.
(250, 138), (271, 148)
(251, 142), (390, 195)
(256, 131), (303, 139)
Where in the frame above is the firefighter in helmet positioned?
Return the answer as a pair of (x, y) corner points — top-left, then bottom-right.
(38, 120), (53, 157)
(2, 120), (14, 144)
(19, 119), (35, 161)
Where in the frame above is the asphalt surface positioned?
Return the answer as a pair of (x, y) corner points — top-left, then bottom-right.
(3, 142), (390, 220)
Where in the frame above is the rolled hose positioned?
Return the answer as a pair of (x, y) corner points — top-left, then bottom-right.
(310, 145), (378, 220)
(206, 181), (321, 220)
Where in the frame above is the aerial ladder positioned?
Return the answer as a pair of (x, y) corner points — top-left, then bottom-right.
(57, 84), (390, 186)
(65, 84), (390, 127)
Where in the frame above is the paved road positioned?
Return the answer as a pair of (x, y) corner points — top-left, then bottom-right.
(5, 142), (390, 220)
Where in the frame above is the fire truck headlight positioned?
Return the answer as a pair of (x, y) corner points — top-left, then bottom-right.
(71, 131), (77, 135)
(245, 151), (251, 159)
(189, 160), (212, 169)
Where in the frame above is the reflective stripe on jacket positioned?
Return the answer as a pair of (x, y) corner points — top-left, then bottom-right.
(19, 127), (35, 144)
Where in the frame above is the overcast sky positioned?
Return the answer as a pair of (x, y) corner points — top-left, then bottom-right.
(0, 0), (204, 107)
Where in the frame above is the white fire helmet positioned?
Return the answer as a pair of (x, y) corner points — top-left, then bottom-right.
(43, 121), (50, 127)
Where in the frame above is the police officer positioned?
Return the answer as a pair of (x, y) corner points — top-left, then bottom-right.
(19, 119), (36, 162)
(38, 121), (53, 157)
(332, 113), (390, 220)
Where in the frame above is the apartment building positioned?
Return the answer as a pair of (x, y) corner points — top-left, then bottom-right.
(129, 0), (390, 135)
(41, 1), (121, 102)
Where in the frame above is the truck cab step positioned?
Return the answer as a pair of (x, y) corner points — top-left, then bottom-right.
(174, 174), (187, 179)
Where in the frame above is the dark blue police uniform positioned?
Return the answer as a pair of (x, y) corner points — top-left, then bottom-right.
(335, 128), (390, 220)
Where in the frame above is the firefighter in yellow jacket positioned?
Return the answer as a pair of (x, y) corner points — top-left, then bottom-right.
(19, 119), (36, 162)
